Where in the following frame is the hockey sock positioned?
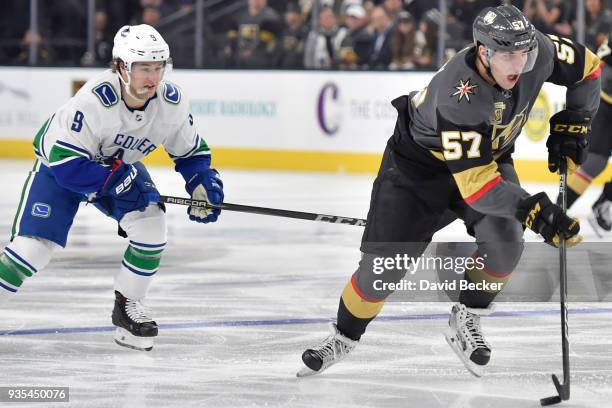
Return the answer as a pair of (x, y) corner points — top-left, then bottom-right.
(565, 187), (580, 208)
(459, 259), (510, 309)
(116, 240), (165, 300)
(564, 168), (594, 208)
(0, 237), (55, 298)
(336, 275), (384, 341)
(0, 250), (33, 295)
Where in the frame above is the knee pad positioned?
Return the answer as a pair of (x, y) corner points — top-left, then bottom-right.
(119, 204), (167, 246)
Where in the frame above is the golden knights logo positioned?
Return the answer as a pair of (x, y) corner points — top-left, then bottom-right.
(491, 106), (530, 151)
(492, 102), (505, 125)
(451, 78), (478, 103)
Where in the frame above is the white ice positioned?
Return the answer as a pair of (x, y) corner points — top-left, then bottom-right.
(0, 160), (610, 408)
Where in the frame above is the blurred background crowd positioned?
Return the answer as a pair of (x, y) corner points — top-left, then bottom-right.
(0, 0), (610, 70)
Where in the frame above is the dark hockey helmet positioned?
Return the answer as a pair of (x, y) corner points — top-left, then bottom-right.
(473, 5), (538, 73)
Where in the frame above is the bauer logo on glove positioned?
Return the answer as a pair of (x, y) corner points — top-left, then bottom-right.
(113, 166), (138, 195)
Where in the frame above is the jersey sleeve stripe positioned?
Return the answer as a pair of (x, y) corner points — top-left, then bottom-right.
(582, 48), (601, 80)
(55, 141), (92, 159)
(49, 144), (90, 165)
(601, 90), (612, 105)
(32, 114), (55, 160)
(191, 139), (211, 157)
(463, 175), (502, 204)
(451, 161), (501, 203)
(168, 134), (199, 159)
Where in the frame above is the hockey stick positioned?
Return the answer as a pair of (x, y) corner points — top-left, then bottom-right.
(159, 195), (367, 226)
(540, 160), (570, 406)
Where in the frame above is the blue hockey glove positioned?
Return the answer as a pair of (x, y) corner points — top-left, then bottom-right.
(97, 161), (160, 221)
(185, 169), (224, 223)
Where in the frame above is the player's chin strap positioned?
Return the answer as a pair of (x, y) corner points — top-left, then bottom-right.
(480, 49), (496, 85)
(117, 69), (149, 103)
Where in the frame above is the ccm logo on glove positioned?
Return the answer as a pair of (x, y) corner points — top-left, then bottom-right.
(551, 124), (588, 134)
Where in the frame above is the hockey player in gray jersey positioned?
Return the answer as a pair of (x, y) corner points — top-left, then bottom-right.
(559, 34), (612, 237)
(0, 25), (224, 351)
(298, 5), (601, 377)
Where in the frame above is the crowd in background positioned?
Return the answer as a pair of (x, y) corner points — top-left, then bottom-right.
(0, 0), (610, 70)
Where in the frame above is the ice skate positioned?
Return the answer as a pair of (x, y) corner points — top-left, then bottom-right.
(444, 303), (491, 377)
(297, 323), (358, 377)
(587, 196), (611, 238)
(112, 290), (158, 351)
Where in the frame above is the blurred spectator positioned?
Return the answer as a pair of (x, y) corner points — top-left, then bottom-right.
(413, 8), (439, 69)
(389, 11), (424, 69)
(225, 0), (283, 68)
(383, 0), (404, 23)
(523, 0), (571, 36)
(13, 29), (57, 66)
(141, 7), (162, 25)
(279, 3), (308, 69)
(101, 0), (142, 36)
(450, 0), (501, 42)
(584, 0), (612, 51)
(47, 0), (87, 65)
(366, 6), (394, 69)
(81, 9), (113, 66)
(0, 1), (37, 62)
(337, 4), (373, 69)
(403, 0), (437, 22)
(304, 6), (348, 68)
(177, 0), (194, 13)
(139, 0), (178, 19)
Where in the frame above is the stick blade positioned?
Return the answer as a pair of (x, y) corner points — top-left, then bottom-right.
(540, 395), (562, 406)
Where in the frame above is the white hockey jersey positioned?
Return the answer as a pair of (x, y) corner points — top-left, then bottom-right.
(34, 70), (209, 176)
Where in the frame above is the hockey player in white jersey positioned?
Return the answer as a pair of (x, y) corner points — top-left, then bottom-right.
(0, 25), (224, 351)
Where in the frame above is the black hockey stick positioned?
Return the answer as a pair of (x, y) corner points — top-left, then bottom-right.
(159, 195), (367, 226)
(540, 160), (570, 406)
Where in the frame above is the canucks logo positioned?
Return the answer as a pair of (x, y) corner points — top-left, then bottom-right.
(31, 202), (51, 218)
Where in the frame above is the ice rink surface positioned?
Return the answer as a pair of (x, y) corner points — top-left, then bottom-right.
(0, 160), (611, 408)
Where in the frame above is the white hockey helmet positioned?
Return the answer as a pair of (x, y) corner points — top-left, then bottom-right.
(112, 24), (172, 72)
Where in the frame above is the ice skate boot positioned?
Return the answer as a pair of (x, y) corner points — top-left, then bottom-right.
(297, 323), (358, 377)
(444, 303), (491, 377)
(588, 196), (611, 238)
(112, 290), (158, 351)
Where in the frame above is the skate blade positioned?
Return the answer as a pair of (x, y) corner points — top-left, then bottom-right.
(296, 366), (320, 377)
(587, 214), (606, 239)
(114, 327), (154, 351)
(444, 332), (484, 378)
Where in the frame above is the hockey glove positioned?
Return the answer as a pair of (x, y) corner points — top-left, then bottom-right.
(98, 161), (160, 221)
(546, 110), (590, 174)
(185, 169), (224, 223)
(516, 192), (582, 247)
